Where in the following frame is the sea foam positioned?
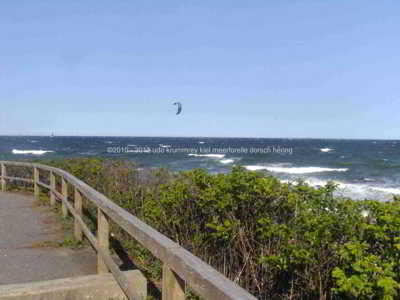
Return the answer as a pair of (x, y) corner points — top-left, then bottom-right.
(220, 159), (234, 164)
(304, 179), (400, 199)
(188, 154), (225, 159)
(278, 177), (399, 200)
(370, 187), (400, 195)
(12, 149), (54, 155)
(245, 165), (348, 174)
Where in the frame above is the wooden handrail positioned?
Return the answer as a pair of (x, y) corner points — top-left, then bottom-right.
(0, 161), (257, 300)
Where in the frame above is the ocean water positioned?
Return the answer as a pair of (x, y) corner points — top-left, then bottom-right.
(1, 136), (400, 201)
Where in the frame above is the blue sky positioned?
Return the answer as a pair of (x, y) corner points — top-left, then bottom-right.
(0, 1), (399, 138)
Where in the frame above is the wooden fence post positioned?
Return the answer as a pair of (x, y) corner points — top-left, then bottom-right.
(1, 163), (6, 192)
(74, 187), (83, 241)
(50, 171), (56, 206)
(97, 208), (110, 274)
(162, 264), (185, 300)
(34, 167), (39, 200)
(61, 177), (68, 217)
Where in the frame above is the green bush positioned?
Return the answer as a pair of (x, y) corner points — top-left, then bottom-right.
(41, 158), (399, 299)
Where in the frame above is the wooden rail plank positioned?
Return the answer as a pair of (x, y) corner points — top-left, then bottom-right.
(3, 176), (34, 183)
(74, 187), (83, 242)
(1, 163), (6, 191)
(50, 171), (56, 206)
(37, 181), (51, 190)
(97, 208), (110, 274)
(59, 191), (97, 246)
(163, 264), (185, 300)
(61, 177), (68, 218)
(34, 167), (39, 200)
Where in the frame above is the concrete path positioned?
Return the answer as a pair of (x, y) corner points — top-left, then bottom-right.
(0, 192), (97, 285)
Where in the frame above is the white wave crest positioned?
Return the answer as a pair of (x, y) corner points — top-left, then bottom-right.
(12, 149), (54, 155)
(304, 178), (329, 187)
(320, 148), (334, 153)
(278, 177), (400, 200)
(245, 165), (348, 174)
(363, 178), (375, 182)
(245, 165), (269, 171)
(310, 180), (400, 199)
(188, 154), (225, 159)
(334, 182), (400, 200)
(370, 187), (400, 195)
(220, 159), (234, 164)
(79, 151), (97, 155)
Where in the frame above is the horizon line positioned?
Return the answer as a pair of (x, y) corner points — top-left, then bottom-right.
(0, 134), (399, 141)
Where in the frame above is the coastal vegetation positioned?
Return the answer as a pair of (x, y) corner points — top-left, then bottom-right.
(18, 158), (400, 299)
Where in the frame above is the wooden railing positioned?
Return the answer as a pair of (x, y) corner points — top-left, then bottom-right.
(0, 161), (257, 300)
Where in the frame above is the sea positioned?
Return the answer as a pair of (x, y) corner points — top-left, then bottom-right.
(1, 136), (400, 201)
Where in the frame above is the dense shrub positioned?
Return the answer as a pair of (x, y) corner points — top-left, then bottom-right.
(42, 158), (399, 299)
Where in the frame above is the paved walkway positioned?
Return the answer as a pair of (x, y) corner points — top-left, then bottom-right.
(0, 192), (97, 285)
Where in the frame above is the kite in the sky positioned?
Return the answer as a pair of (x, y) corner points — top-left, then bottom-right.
(173, 102), (182, 115)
